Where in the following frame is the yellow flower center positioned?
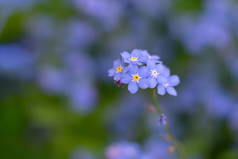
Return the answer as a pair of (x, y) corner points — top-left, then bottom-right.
(133, 74), (140, 82)
(131, 56), (137, 61)
(116, 65), (123, 72)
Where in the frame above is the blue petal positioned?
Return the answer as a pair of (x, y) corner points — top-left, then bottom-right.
(128, 82), (139, 94)
(138, 78), (149, 89)
(166, 87), (177, 96)
(131, 49), (142, 57)
(141, 50), (150, 63)
(162, 67), (170, 77)
(142, 50), (150, 57)
(149, 78), (157, 88)
(108, 68), (115, 77)
(151, 55), (160, 60)
(169, 75), (180, 86)
(156, 64), (165, 73)
(147, 60), (156, 68)
(114, 74), (120, 81)
(121, 51), (130, 63)
(113, 59), (122, 67)
(128, 64), (138, 74)
(139, 66), (149, 77)
(157, 75), (168, 84)
(121, 74), (131, 84)
(157, 85), (166, 95)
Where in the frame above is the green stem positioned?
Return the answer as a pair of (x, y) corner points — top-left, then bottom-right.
(152, 89), (186, 159)
(152, 89), (162, 114)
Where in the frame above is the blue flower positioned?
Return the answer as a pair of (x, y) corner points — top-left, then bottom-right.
(121, 49), (143, 65)
(108, 59), (126, 81)
(146, 63), (170, 89)
(141, 50), (160, 65)
(121, 65), (149, 94)
(157, 75), (180, 96)
(106, 141), (142, 159)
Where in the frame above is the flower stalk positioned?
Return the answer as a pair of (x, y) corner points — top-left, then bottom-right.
(152, 89), (186, 159)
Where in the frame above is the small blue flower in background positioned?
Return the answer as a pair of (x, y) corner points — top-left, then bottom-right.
(73, 0), (122, 30)
(0, 44), (35, 78)
(37, 67), (66, 93)
(143, 139), (176, 159)
(106, 140), (175, 159)
(37, 52), (98, 114)
(105, 94), (145, 136)
(108, 49), (180, 96)
(106, 141), (142, 159)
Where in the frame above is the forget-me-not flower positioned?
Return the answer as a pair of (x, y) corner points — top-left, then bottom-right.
(108, 59), (126, 81)
(108, 49), (180, 96)
(121, 49), (143, 65)
(146, 63), (170, 89)
(141, 50), (160, 65)
(121, 65), (149, 94)
(157, 75), (180, 96)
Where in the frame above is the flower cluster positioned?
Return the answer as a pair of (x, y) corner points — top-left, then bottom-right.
(108, 49), (180, 96)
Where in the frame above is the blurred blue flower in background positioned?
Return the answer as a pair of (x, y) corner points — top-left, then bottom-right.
(106, 139), (176, 159)
(129, 0), (172, 18)
(68, 81), (97, 113)
(105, 94), (145, 137)
(72, 0), (122, 31)
(143, 139), (175, 159)
(0, 44), (35, 79)
(37, 66), (66, 93)
(64, 20), (97, 50)
(169, 0), (236, 54)
(106, 141), (142, 159)
(37, 52), (98, 114)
